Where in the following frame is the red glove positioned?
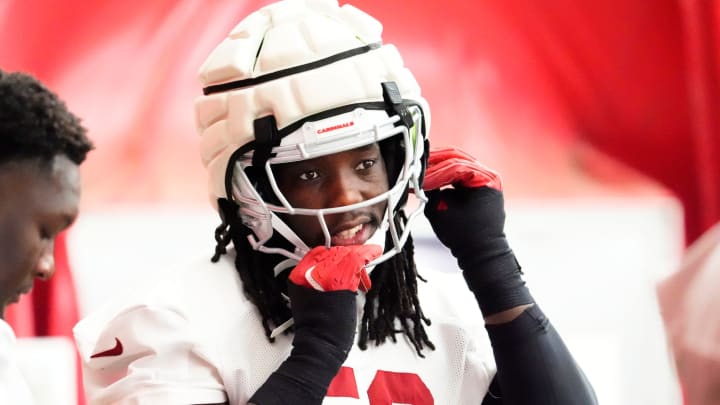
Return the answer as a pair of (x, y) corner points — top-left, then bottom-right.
(289, 245), (382, 293)
(422, 147), (502, 191)
(255, 246), (381, 403)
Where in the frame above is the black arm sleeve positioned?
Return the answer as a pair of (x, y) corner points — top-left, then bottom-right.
(480, 305), (598, 405)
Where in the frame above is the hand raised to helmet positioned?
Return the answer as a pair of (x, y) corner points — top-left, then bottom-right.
(422, 147), (507, 264)
(422, 147), (532, 316)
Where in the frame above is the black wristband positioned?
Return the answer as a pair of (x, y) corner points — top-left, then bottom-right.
(462, 251), (534, 315)
(424, 187), (534, 315)
(250, 372), (320, 405)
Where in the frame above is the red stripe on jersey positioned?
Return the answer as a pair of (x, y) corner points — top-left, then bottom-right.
(367, 370), (433, 404)
(327, 366), (360, 398)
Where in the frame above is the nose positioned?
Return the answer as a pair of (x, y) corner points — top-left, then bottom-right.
(35, 243), (56, 281)
(326, 172), (365, 208)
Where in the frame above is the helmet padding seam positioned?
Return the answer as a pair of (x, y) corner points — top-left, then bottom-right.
(203, 42), (382, 96)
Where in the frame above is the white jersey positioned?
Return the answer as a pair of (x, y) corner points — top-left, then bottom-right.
(74, 252), (496, 404)
(0, 319), (35, 404)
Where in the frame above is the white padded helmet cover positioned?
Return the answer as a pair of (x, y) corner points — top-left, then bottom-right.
(194, 0), (430, 207)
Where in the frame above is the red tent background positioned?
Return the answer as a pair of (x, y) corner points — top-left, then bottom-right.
(2, 1), (720, 404)
(2, 0), (718, 241)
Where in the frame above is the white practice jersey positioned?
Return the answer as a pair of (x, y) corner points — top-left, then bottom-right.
(0, 319), (35, 404)
(74, 252), (496, 405)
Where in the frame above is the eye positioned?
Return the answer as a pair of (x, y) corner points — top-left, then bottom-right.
(299, 170), (320, 181)
(355, 159), (376, 171)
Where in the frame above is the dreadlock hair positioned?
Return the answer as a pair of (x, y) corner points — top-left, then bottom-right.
(0, 70), (93, 168)
(212, 199), (435, 356)
(210, 137), (436, 356)
(358, 210), (435, 357)
(212, 197), (293, 338)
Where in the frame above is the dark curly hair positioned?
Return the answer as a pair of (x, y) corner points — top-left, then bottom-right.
(0, 70), (93, 166)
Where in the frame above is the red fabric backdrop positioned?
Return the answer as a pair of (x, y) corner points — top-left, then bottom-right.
(2, 0), (718, 242)
(2, 1), (720, 403)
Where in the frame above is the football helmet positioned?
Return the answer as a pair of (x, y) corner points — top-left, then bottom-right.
(195, 0), (430, 267)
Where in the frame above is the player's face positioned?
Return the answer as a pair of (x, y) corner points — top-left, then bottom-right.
(0, 155), (80, 318)
(273, 143), (389, 248)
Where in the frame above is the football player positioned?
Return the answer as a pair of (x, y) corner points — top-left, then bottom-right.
(75, 1), (597, 404)
(1, 70), (93, 404)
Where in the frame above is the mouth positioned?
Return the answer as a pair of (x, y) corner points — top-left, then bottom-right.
(330, 220), (376, 246)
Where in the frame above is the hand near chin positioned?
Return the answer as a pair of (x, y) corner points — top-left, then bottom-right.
(289, 245), (382, 293)
(252, 244), (383, 403)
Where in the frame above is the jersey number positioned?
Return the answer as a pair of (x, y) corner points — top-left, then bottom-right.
(326, 366), (433, 404)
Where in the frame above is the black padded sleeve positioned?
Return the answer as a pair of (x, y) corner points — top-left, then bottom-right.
(480, 305), (598, 405)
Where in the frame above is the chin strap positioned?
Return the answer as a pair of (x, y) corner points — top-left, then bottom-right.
(247, 211), (310, 262)
(272, 212), (310, 255)
(274, 258), (299, 277)
(382, 81), (413, 128)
